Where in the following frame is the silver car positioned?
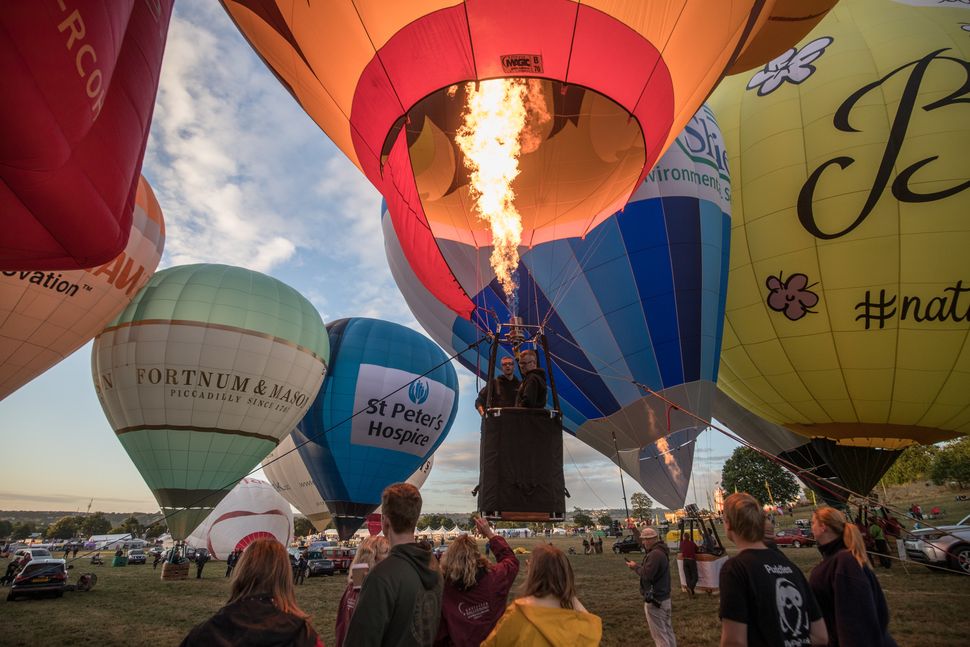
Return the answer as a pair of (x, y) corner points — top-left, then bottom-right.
(903, 513), (970, 574)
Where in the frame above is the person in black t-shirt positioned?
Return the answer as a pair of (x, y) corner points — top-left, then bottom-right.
(719, 493), (827, 647)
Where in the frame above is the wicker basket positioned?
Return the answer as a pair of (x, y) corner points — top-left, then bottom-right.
(161, 561), (190, 581)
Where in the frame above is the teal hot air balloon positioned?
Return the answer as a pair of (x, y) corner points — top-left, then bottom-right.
(295, 318), (459, 540)
(91, 264), (329, 539)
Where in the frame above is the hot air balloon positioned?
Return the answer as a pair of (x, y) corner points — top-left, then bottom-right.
(384, 106), (733, 510)
(1, 176), (165, 400)
(91, 264), (330, 539)
(365, 456), (436, 535)
(296, 318), (458, 540)
(1, 2), (174, 270)
(186, 477), (294, 560)
(709, 0), (970, 496)
(222, 0), (834, 319)
(262, 431), (333, 533)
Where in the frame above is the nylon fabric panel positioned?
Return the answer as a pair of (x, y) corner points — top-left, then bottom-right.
(0, 1), (173, 270)
(262, 433), (332, 532)
(710, 0), (970, 446)
(0, 176), (165, 400)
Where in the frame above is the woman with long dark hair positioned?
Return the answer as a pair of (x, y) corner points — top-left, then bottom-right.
(435, 517), (519, 647)
(180, 539), (323, 647)
(482, 543), (601, 646)
(809, 506), (897, 646)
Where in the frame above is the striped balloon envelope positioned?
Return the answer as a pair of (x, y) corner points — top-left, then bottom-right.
(383, 106), (732, 509)
(91, 264), (330, 539)
(1, 175), (164, 400)
(222, 0), (835, 316)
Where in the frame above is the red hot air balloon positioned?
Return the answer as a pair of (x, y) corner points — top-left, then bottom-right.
(0, 1), (174, 270)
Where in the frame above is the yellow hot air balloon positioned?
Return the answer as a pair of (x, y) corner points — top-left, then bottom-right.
(0, 176), (165, 400)
(709, 0), (970, 494)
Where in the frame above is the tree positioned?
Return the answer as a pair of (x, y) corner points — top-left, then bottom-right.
(48, 516), (81, 540)
(631, 492), (653, 522)
(11, 522), (34, 540)
(930, 437), (970, 488)
(879, 445), (938, 486)
(144, 520), (168, 540)
(572, 510), (593, 528)
(721, 447), (800, 506)
(79, 512), (112, 537)
(0, 519), (12, 540)
(118, 516), (144, 538)
(597, 514), (613, 527)
(293, 516), (315, 538)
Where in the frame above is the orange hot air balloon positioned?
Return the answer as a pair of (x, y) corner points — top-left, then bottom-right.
(222, 0), (835, 317)
(0, 176), (165, 400)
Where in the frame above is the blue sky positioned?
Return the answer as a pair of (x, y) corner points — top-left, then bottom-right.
(0, 2), (738, 516)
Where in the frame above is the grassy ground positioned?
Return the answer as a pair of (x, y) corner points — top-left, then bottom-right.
(1, 485), (968, 646)
(2, 538), (969, 645)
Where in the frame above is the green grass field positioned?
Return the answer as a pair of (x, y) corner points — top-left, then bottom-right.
(2, 538), (968, 646)
(1, 486), (968, 646)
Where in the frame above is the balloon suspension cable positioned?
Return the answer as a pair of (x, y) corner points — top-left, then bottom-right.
(48, 335), (491, 575)
(612, 431), (631, 524)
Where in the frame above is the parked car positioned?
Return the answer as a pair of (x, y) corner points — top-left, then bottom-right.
(7, 558), (68, 601)
(774, 529), (815, 548)
(904, 514), (970, 574)
(14, 547), (52, 563)
(612, 535), (644, 554)
(322, 546), (356, 573)
(306, 551), (335, 577)
(127, 549), (147, 565)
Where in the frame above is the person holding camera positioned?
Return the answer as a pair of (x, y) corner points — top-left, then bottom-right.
(626, 526), (676, 647)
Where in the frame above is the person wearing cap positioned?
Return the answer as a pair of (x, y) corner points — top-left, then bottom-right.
(626, 526), (675, 647)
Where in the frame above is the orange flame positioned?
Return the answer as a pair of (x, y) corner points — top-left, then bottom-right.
(455, 78), (549, 310)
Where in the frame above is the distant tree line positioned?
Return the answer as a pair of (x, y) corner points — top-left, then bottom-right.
(879, 437), (970, 489)
(1, 512), (168, 541)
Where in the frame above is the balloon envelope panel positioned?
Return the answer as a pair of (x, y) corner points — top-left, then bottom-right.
(92, 264), (329, 538)
(185, 478), (293, 560)
(1, 176), (165, 400)
(297, 318), (458, 539)
(262, 432), (332, 533)
(709, 0), (970, 450)
(0, 1), (174, 270)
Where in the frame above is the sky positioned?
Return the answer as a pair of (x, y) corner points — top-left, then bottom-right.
(0, 2), (740, 518)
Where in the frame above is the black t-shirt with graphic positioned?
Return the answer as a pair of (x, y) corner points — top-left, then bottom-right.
(719, 548), (821, 647)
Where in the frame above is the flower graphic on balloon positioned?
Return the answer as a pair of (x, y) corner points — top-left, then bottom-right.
(765, 273), (820, 321)
(746, 37), (834, 96)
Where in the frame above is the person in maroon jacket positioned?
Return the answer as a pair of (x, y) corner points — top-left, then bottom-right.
(334, 535), (390, 647)
(435, 516), (520, 647)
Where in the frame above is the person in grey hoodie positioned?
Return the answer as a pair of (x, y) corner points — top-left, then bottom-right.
(626, 526), (675, 647)
(345, 482), (443, 647)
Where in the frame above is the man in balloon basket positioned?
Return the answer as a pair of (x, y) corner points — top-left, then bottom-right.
(476, 319), (565, 525)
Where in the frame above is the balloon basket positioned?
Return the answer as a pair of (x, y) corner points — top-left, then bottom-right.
(161, 561), (189, 581)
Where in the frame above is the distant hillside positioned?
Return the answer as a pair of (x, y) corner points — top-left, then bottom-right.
(0, 510), (159, 527)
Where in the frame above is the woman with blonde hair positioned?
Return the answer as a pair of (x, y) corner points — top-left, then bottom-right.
(482, 542), (601, 646)
(809, 506), (897, 646)
(435, 517), (519, 647)
(334, 535), (390, 647)
(180, 538), (322, 646)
